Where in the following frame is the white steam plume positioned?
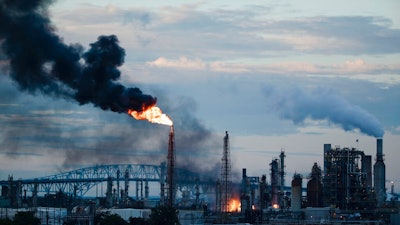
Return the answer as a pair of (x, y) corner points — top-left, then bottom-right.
(263, 86), (384, 138)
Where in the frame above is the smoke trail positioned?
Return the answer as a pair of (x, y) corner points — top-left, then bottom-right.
(0, 0), (156, 113)
(263, 86), (384, 137)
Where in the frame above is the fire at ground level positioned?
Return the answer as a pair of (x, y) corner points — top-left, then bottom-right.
(0, 138), (399, 224)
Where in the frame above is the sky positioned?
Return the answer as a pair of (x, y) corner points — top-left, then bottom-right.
(0, 0), (399, 193)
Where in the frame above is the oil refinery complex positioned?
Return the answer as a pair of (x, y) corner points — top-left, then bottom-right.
(0, 131), (399, 225)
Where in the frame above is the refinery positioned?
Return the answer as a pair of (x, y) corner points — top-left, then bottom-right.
(0, 1), (399, 224)
(0, 129), (399, 225)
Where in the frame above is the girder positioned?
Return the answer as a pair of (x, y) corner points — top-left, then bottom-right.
(0, 164), (216, 198)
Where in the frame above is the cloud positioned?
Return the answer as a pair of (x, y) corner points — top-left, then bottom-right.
(262, 61), (319, 74)
(263, 59), (400, 77)
(50, 3), (400, 65)
(147, 57), (251, 73)
(209, 62), (250, 73)
(157, 3), (202, 25)
(147, 57), (206, 70)
(146, 56), (400, 83)
(262, 16), (400, 54)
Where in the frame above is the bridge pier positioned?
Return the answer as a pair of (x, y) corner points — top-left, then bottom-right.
(106, 177), (113, 208)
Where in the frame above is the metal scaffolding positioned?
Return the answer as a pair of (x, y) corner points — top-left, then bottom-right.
(220, 131), (232, 213)
(323, 146), (375, 210)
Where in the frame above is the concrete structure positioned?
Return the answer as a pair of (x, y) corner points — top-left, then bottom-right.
(374, 138), (386, 206)
(291, 173), (302, 211)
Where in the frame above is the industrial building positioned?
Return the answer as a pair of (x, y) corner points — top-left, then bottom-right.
(234, 138), (397, 224)
(0, 133), (399, 224)
(323, 143), (376, 210)
(322, 138), (388, 211)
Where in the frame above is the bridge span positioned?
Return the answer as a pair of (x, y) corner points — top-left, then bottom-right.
(0, 163), (216, 207)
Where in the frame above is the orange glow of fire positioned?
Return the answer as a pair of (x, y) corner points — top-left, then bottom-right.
(272, 203), (279, 209)
(228, 199), (241, 212)
(128, 105), (173, 126)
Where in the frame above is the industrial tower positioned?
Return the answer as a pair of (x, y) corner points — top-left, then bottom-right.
(279, 150), (286, 197)
(220, 131), (232, 212)
(166, 125), (175, 207)
(374, 138), (386, 206)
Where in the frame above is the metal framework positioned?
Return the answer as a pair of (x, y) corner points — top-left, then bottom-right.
(323, 146), (375, 210)
(220, 131), (231, 213)
(0, 164), (215, 199)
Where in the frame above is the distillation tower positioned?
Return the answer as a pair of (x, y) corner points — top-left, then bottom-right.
(269, 150), (286, 208)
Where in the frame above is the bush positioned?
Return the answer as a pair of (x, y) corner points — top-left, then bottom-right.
(95, 212), (128, 225)
(129, 217), (150, 225)
(13, 211), (40, 225)
(149, 206), (180, 225)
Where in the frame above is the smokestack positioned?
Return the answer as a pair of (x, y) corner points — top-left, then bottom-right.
(376, 138), (383, 160)
(373, 138), (386, 206)
(166, 125), (175, 207)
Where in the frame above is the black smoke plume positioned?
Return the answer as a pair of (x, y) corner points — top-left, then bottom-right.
(0, 0), (221, 179)
(264, 86), (384, 138)
(0, 0), (156, 113)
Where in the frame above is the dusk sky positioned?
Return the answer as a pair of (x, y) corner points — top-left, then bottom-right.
(0, 0), (399, 192)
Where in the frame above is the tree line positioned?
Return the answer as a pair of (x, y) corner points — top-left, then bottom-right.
(0, 206), (181, 225)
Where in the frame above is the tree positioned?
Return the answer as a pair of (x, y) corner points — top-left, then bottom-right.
(149, 206), (180, 225)
(95, 212), (128, 225)
(129, 217), (150, 225)
(0, 218), (13, 225)
(13, 211), (40, 225)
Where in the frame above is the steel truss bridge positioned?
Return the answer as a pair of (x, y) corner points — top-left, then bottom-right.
(0, 164), (216, 200)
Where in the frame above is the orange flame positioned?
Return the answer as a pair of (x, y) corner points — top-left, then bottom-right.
(128, 105), (173, 126)
(228, 199), (241, 212)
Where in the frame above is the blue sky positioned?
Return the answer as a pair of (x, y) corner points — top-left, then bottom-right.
(0, 0), (399, 192)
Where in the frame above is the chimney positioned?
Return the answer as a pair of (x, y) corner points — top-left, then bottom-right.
(166, 125), (175, 207)
(242, 168), (247, 179)
(376, 138), (383, 161)
(373, 138), (386, 206)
